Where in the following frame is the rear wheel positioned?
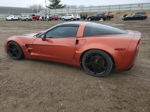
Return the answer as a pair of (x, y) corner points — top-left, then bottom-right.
(7, 41), (24, 60)
(88, 18), (92, 21)
(81, 50), (113, 77)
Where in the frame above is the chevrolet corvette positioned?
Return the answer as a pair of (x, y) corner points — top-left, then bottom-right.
(4, 22), (141, 77)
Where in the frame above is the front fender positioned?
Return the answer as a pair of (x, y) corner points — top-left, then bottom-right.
(5, 36), (35, 57)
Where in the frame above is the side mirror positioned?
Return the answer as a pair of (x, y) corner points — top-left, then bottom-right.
(41, 35), (46, 41)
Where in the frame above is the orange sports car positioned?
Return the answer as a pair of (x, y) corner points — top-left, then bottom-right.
(4, 22), (141, 77)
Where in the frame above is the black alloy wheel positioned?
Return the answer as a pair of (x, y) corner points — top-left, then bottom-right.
(82, 50), (113, 77)
(7, 41), (24, 60)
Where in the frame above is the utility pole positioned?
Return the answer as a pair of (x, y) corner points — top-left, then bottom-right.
(45, 0), (47, 16)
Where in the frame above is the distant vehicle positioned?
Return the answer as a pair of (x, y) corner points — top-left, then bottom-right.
(32, 14), (40, 20)
(135, 12), (147, 15)
(80, 14), (88, 20)
(20, 15), (32, 21)
(51, 15), (59, 20)
(61, 16), (65, 20)
(105, 13), (114, 20)
(48, 15), (59, 21)
(123, 12), (147, 20)
(6, 15), (20, 21)
(57, 15), (62, 19)
(63, 14), (80, 21)
(87, 13), (107, 21)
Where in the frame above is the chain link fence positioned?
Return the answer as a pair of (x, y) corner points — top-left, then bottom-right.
(40, 3), (150, 14)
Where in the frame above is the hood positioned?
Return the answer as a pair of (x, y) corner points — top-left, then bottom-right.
(23, 32), (39, 37)
(22, 31), (44, 37)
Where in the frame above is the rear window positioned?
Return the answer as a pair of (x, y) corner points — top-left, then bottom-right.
(84, 23), (127, 37)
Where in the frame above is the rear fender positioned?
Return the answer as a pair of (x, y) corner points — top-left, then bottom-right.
(74, 43), (127, 68)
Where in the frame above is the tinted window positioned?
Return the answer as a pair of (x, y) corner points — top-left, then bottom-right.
(134, 13), (144, 16)
(97, 13), (105, 16)
(45, 26), (78, 38)
(84, 23), (127, 36)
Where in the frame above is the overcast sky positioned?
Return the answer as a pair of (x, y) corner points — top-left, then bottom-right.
(0, 0), (150, 7)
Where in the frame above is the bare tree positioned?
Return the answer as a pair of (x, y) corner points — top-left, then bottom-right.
(66, 5), (77, 8)
(78, 5), (85, 8)
(29, 5), (44, 13)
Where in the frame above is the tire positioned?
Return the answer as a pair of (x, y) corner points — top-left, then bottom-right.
(7, 41), (24, 60)
(107, 17), (111, 20)
(88, 18), (92, 21)
(103, 18), (106, 21)
(99, 18), (104, 21)
(81, 50), (113, 77)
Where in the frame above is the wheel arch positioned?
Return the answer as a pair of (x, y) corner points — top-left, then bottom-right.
(80, 49), (116, 69)
(6, 40), (25, 59)
(6, 40), (21, 52)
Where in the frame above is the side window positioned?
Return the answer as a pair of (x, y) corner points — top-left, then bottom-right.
(45, 26), (78, 38)
(84, 24), (127, 37)
(84, 25), (104, 36)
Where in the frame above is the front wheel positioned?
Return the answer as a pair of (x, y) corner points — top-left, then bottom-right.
(71, 18), (74, 21)
(88, 18), (92, 21)
(81, 50), (113, 77)
(7, 41), (24, 60)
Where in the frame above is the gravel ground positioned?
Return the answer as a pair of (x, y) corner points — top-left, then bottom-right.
(0, 19), (150, 112)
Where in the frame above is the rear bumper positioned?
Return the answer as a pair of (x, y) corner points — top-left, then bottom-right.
(115, 31), (141, 70)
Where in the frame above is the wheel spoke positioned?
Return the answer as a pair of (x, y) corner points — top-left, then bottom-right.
(85, 61), (93, 66)
(85, 54), (107, 74)
(8, 44), (19, 57)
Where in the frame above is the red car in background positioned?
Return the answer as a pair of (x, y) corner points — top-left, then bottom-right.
(4, 22), (141, 77)
(48, 15), (59, 21)
(32, 14), (40, 20)
(105, 13), (114, 20)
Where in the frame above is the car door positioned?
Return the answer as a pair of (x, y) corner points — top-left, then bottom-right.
(31, 26), (79, 61)
(133, 14), (140, 20)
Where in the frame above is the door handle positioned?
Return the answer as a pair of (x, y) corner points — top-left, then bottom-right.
(76, 39), (79, 45)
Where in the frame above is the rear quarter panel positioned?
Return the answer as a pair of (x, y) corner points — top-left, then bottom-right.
(75, 34), (133, 69)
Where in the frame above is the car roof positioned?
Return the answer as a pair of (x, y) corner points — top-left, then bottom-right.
(59, 21), (90, 27)
(59, 21), (113, 27)
(58, 22), (126, 34)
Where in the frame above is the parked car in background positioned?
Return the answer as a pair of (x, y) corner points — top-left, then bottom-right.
(135, 12), (147, 15)
(6, 15), (20, 21)
(20, 15), (32, 21)
(32, 14), (40, 20)
(80, 14), (88, 20)
(87, 13), (107, 21)
(48, 15), (59, 21)
(62, 14), (80, 21)
(123, 12), (147, 20)
(105, 13), (114, 20)
(61, 15), (65, 20)
(57, 15), (62, 20)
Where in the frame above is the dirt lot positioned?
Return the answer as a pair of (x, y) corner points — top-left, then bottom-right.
(0, 19), (150, 112)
